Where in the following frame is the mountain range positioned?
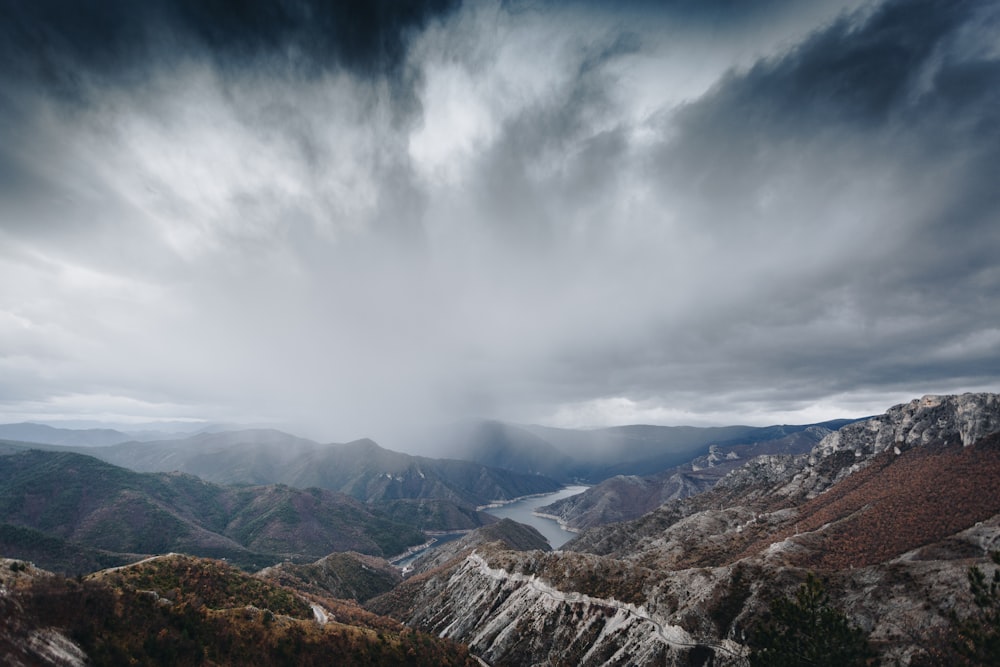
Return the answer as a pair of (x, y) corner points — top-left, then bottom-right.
(0, 449), (426, 572)
(366, 393), (1000, 665)
(1, 429), (562, 533)
(3, 394), (999, 664)
(415, 418), (860, 483)
(536, 424), (838, 530)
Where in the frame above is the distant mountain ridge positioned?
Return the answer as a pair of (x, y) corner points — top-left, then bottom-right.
(426, 418), (862, 483)
(0, 421), (212, 447)
(82, 429), (562, 513)
(0, 422), (136, 448)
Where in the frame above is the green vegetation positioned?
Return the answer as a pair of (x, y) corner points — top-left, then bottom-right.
(709, 563), (753, 635)
(0, 522), (133, 574)
(262, 553), (401, 603)
(0, 449), (426, 573)
(372, 498), (491, 531)
(749, 573), (872, 667)
(950, 551), (1000, 665)
(98, 555), (312, 618)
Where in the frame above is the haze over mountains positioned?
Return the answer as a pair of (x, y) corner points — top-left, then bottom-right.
(0, 423), (171, 448)
(0, 413), (862, 577)
(0, 448), (428, 572)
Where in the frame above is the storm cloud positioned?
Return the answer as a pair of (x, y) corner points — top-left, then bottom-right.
(0, 0), (997, 444)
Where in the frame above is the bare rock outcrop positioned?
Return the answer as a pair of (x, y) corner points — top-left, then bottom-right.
(777, 393), (1000, 499)
(375, 394), (1000, 666)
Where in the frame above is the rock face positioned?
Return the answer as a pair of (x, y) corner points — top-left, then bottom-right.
(1, 559), (87, 667)
(815, 393), (1000, 460)
(2, 554), (478, 666)
(402, 551), (730, 666)
(773, 393), (1000, 499)
(372, 394), (1000, 666)
(538, 426), (832, 531)
(371, 546), (752, 666)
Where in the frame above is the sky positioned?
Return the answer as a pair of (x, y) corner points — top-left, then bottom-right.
(0, 0), (998, 445)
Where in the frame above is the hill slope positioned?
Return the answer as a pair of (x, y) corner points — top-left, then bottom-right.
(0, 449), (425, 572)
(537, 425), (834, 530)
(84, 430), (561, 526)
(1, 554), (476, 666)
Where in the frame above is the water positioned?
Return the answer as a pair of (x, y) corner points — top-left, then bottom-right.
(484, 485), (588, 549)
(393, 531), (467, 569)
(392, 486), (589, 569)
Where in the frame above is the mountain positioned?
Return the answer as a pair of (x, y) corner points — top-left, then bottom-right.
(80, 429), (561, 529)
(0, 449), (426, 573)
(428, 419), (860, 483)
(368, 393), (1000, 666)
(0, 523), (134, 576)
(370, 519), (553, 618)
(403, 518), (552, 576)
(0, 553), (476, 666)
(537, 425), (834, 530)
(0, 422), (134, 448)
(0, 421), (206, 447)
(369, 498), (498, 531)
(259, 551), (403, 603)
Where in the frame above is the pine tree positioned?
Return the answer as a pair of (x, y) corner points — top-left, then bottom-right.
(749, 573), (872, 666)
(952, 551), (1000, 664)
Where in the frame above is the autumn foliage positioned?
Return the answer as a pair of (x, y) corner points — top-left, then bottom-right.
(742, 437), (1000, 570)
(10, 554), (476, 666)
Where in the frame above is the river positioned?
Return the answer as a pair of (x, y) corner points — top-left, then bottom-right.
(393, 485), (588, 569)
(484, 485), (588, 548)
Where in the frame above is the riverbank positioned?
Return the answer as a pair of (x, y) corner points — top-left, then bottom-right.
(476, 490), (558, 511)
(484, 485), (588, 549)
(388, 530), (472, 565)
(531, 511), (581, 534)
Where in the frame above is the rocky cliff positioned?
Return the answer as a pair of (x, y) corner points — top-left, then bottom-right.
(538, 426), (832, 531)
(372, 394), (1000, 665)
(405, 518), (551, 576)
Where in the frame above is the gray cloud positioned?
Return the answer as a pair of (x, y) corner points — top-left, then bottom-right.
(0, 0), (997, 444)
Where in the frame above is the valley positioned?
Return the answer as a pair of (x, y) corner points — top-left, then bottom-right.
(484, 485), (589, 548)
(2, 393), (1000, 665)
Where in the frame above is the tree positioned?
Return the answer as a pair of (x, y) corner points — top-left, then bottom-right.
(749, 573), (872, 666)
(951, 551), (1000, 665)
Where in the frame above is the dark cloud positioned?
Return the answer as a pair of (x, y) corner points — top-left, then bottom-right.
(0, 0), (459, 106)
(467, 0), (1000, 423)
(0, 0), (997, 438)
(669, 0), (995, 149)
(511, 0), (807, 28)
(652, 0), (1000, 306)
